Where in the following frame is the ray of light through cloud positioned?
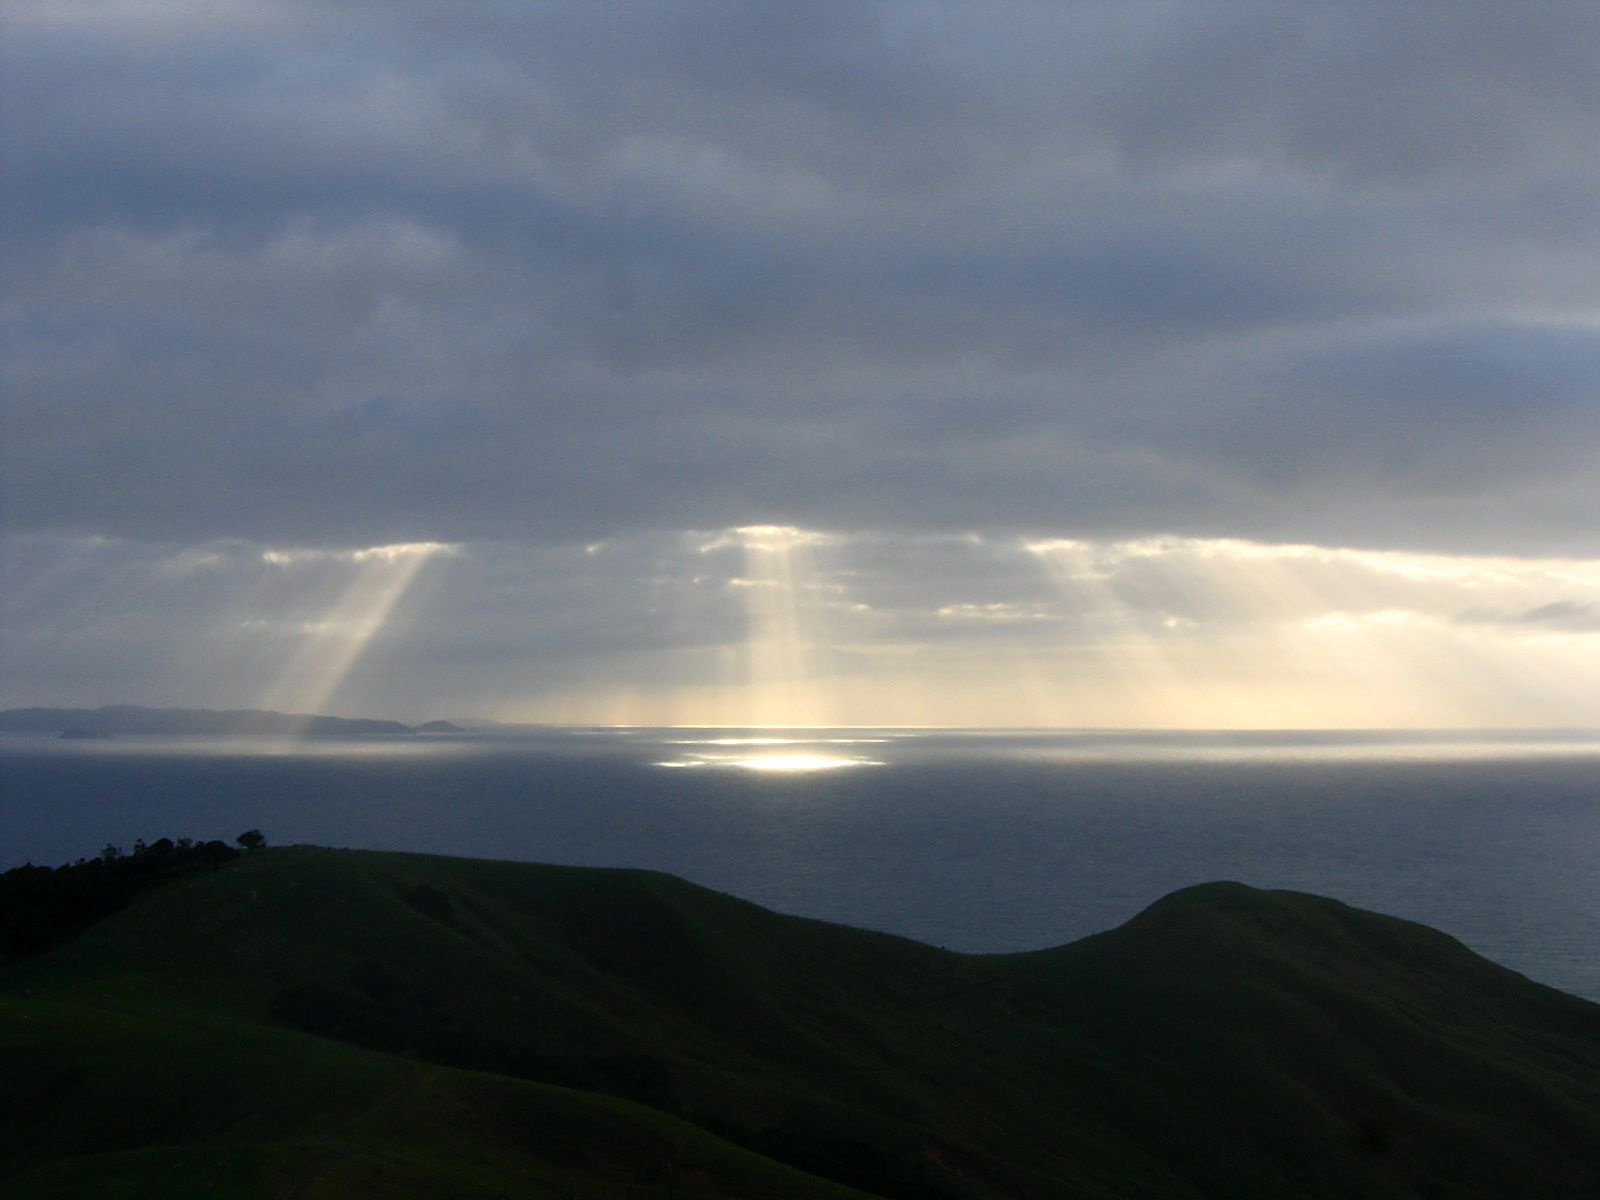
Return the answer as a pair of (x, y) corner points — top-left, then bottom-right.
(305, 529), (1600, 729)
(4, 528), (1597, 728)
(726, 525), (835, 728)
(251, 542), (454, 720)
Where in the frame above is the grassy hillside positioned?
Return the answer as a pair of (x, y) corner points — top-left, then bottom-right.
(4, 846), (1599, 1198)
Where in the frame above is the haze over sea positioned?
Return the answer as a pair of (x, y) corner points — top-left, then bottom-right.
(3, 726), (1596, 1003)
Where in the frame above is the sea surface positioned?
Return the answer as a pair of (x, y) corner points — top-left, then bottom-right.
(2, 727), (1597, 1002)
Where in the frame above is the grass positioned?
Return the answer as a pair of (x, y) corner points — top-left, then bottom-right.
(5, 847), (1600, 1197)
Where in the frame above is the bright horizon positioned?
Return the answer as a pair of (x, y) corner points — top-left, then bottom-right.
(6, 524), (1597, 731)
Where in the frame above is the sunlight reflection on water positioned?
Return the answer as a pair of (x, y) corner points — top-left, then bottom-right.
(9, 727), (1600, 767)
(654, 751), (885, 771)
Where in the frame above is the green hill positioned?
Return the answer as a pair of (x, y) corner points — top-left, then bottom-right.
(4, 846), (1599, 1198)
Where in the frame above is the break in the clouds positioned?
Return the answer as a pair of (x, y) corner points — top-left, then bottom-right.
(4, 529), (1599, 728)
(2, 4), (1598, 725)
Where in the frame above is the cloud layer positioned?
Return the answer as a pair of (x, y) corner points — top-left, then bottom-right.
(5, 2), (1599, 555)
(5, 5), (1599, 724)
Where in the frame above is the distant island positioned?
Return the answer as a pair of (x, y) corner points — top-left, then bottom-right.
(3, 842), (1598, 1197)
(0, 704), (463, 738)
(414, 719), (465, 734)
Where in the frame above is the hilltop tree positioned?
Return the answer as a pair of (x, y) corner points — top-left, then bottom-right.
(236, 829), (267, 851)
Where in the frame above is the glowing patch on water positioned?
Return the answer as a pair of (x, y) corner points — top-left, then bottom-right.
(653, 751), (883, 772)
(669, 737), (804, 746)
(663, 736), (892, 747)
(737, 753), (878, 771)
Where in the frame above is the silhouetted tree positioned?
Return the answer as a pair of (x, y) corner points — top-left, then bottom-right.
(236, 829), (267, 850)
(3, 834), (242, 959)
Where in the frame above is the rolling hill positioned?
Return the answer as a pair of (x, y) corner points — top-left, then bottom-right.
(3, 845), (1599, 1198)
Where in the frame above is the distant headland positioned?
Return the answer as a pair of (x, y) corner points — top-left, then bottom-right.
(0, 704), (462, 738)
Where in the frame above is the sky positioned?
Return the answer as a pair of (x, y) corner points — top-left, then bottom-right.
(2, 1), (1598, 728)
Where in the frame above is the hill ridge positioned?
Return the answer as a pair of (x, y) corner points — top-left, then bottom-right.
(4, 846), (1599, 1198)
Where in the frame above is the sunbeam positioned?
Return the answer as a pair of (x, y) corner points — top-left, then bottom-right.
(4, 527), (1595, 729)
(488, 530), (1600, 729)
(727, 525), (835, 727)
(1026, 537), (1600, 728)
(255, 542), (452, 721)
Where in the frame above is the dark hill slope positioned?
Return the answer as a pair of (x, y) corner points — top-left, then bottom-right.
(4, 847), (1599, 1198)
(995, 883), (1600, 1197)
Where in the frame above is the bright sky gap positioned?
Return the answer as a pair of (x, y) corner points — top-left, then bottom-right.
(5, 529), (1596, 729)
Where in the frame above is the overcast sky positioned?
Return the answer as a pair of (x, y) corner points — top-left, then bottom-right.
(3, 2), (1598, 725)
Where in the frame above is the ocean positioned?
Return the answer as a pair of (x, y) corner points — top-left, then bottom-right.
(3, 727), (1597, 1002)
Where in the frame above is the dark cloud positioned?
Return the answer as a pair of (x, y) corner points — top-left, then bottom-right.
(3, 2), (1598, 558)
(1458, 600), (1600, 633)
